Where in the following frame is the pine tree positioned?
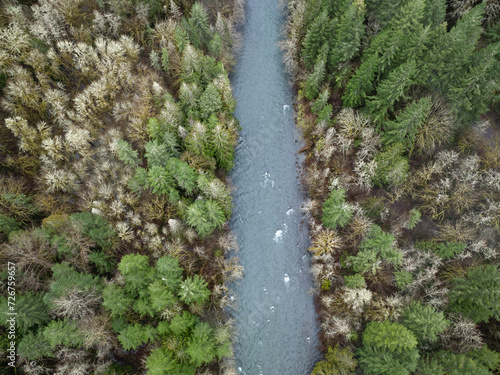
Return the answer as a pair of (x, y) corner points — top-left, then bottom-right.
(178, 275), (210, 305)
(18, 330), (53, 360)
(155, 255), (183, 290)
(373, 143), (409, 187)
(211, 122), (236, 172)
(382, 97), (432, 149)
(117, 139), (140, 167)
(401, 302), (449, 343)
(321, 189), (353, 229)
(145, 140), (174, 167)
(0, 214), (21, 238)
(166, 158), (198, 195)
(302, 10), (332, 69)
(118, 323), (156, 350)
(435, 351), (493, 375)
(147, 165), (179, 202)
(448, 265), (500, 323)
(311, 345), (357, 375)
(149, 280), (177, 311)
(170, 311), (198, 336)
(161, 47), (169, 72)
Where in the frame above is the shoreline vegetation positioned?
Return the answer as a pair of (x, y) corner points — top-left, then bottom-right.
(0, 0), (244, 374)
(282, 0), (500, 374)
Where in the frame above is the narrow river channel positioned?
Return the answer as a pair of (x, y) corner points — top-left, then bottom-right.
(229, 0), (321, 373)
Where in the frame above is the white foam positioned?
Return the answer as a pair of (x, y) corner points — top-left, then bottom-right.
(284, 274), (290, 284)
(273, 230), (283, 242)
(286, 208), (294, 215)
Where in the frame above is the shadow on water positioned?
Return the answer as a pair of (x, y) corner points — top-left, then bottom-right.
(228, 0), (321, 373)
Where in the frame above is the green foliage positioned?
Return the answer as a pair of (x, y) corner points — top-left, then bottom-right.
(1, 293), (50, 334)
(170, 311), (198, 336)
(302, 10), (332, 69)
(321, 188), (353, 229)
(415, 240), (466, 260)
(149, 280), (177, 311)
(118, 323), (156, 350)
(383, 97), (432, 149)
(43, 319), (83, 349)
(1, 193), (38, 223)
(179, 274), (210, 305)
(348, 225), (400, 274)
(166, 158), (197, 195)
(311, 345), (357, 375)
(416, 357), (444, 375)
(133, 292), (157, 318)
(344, 274), (366, 289)
(395, 270), (413, 289)
(155, 256), (183, 290)
(44, 263), (102, 310)
(187, 199), (226, 237)
(448, 265), (500, 323)
(147, 118), (181, 153)
(18, 330), (53, 360)
(373, 143), (409, 187)
(468, 345), (500, 371)
(400, 302), (449, 343)
(102, 284), (133, 318)
(359, 321), (419, 375)
(187, 3), (212, 50)
(186, 322), (217, 366)
(363, 321), (417, 354)
(118, 254), (154, 294)
(199, 83), (223, 120)
(343, 53), (379, 107)
(367, 60), (417, 123)
(312, 88), (330, 115)
(70, 212), (115, 250)
(161, 47), (169, 72)
(304, 58), (326, 100)
(328, 3), (366, 70)
(145, 140), (174, 167)
(147, 165), (179, 202)
(211, 123), (236, 172)
(88, 250), (115, 274)
(406, 208), (422, 229)
(145, 347), (196, 375)
(361, 196), (385, 219)
(0, 214), (21, 238)
(128, 167), (148, 193)
(435, 351), (493, 375)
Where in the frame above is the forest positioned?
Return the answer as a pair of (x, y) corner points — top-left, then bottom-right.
(281, 0), (500, 374)
(0, 0), (244, 374)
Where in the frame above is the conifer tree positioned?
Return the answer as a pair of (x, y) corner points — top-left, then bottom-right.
(304, 58), (326, 100)
(343, 53), (379, 107)
(166, 158), (197, 195)
(383, 97), (432, 148)
(211, 123), (236, 172)
(400, 302), (449, 343)
(179, 275), (210, 305)
(302, 10), (332, 69)
(321, 188), (353, 229)
(118, 254), (154, 294)
(117, 139), (141, 167)
(448, 265), (500, 323)
(373, 143), (409, 187)
(199, 83), (223, 120)
(367, 60), (417, 123)
(102, 284), (133, 318)
(187, 3), (212, 50)
(186, 199), (226, 237)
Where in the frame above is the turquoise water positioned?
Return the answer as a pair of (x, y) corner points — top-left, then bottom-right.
(229, 0), (321, 373)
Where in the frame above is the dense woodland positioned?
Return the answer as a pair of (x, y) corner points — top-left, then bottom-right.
(282, 0), (500, 374)
(0, 0), (244, 374)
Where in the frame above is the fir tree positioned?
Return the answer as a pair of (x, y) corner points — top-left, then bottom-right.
(448, 265), (500, 323)
(304, 58), (326, 100)
(400, 302), (449, 343)
(187, 3), (212, 50)
(321, 188), (353, 229)
(383, 97), (432, 149)
(102, 284), (133, 318)
(43, 319), (83, 349)
(179, 275), (210, 305)
(118, 254), (154, 294)
(343, 53), (379, 107)
(302, 10), (332, 69)
(186, 322), (217, 366)
(187, 199), (226, 237)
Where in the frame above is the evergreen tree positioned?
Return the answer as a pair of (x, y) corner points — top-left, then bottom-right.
(0, 213), (21, 238)
(43, 319), (83, 349)
(102, 284), (133, 318)
(161, 47), (169, 72)
(367, 60), (417, 123)
(166, 158), (197, 195)
(302, 10), (332, 69)
(70, 212), (114, 250)
(179, 274), (210, 305)
(435, 351), (494, 375)
(187, 199), (226, 237)
(400, 302), (449, 343)
(170, 311), (198, 336)
(373, 143), (409, 187)
(211, 123), (236, 172)
(187, 3), (212, 50)
(18, 330), (53, 360)
(383, 97), (432, 149)
(118, 254), (154, 294)
(343, 53), (379, 107)
(186, 322), (217, 366)
(321, 188), (353, 229)
(118, 323), (156, 350)
(145, 140), (174, 167)
(304, 58), (326, 100)
(149, 280), (177, 311)
(199, 83), (223, 120)
(147, 165), (180, 202)
(311, 345), (357, 375)
(145, 347), (196, 375)
(328, 3), (366, 70)
(155, 255), (183, 290)
(448, 265), (500, 323)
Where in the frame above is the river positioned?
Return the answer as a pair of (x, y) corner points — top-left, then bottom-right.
(229, 0), (321, 373)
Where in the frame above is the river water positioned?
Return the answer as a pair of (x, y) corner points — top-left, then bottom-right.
(229, 0), (321, 373)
